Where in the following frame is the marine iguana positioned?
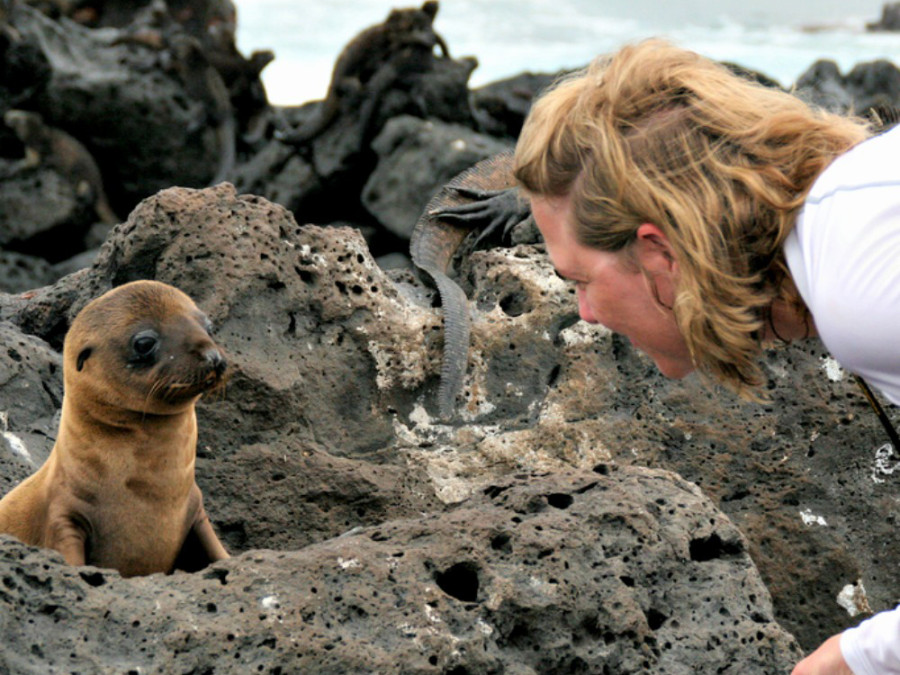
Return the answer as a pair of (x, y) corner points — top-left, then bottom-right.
(107, 0), (172, 50)
(106, 2), (236, 184)
(410, 150), (532, 419)
(1, 0), (21, 42)
(202, 19), (274, 144)
(167, 32), (235, 185)
(867, 103), (900, 130)
(279, 1), (450, 146)
(4, 109), (119, 224)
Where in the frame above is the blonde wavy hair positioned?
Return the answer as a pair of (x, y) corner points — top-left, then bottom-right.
(514, 38), (871, 397)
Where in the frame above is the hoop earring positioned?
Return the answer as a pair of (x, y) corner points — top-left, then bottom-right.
(647, 273), (673, 311)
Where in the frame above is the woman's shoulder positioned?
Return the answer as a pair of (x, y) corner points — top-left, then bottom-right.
(807, 126), (900, 205)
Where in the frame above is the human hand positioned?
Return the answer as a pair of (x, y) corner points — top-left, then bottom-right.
(791, 634), (855, 675)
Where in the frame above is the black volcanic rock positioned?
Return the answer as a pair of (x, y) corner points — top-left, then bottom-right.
(0, 182), (898, 663)
(3, 6), (900, 670)
(0, 465), (802, 674)
(867, 2), (900, 31)
(796, 57), (900, 115)
(363, 115), (512, 239)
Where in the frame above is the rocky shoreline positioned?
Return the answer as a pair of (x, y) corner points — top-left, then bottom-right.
(2, 1), (900, 673)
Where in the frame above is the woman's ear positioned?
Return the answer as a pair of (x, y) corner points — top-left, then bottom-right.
(634, 223), (677, 273)
(634, 223), (678, 308)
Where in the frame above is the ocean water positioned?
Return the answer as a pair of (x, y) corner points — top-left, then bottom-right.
(233, 0), (900, 106)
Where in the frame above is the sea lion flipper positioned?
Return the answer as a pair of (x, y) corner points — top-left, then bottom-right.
(173, 505), (229, 572)
(192, 509), (229, 562)
(47, 516), (88, 566)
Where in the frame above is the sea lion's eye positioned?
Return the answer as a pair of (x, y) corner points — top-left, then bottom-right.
(129, 330), (160, 364)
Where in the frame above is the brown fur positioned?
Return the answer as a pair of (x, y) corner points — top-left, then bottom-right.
(0, 281), (229, 577)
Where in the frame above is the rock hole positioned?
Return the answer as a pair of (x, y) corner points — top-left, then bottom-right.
(547, 364), (561, 387)
(689, 533), (744, 562)
(490, 533), (512, 553)
(504, 622), (531, 648)
(79, 571), (106, 587)
(434, 562), (479, 602)
(483, 485), (509, 499)
(296, 266), (316, 285)
(499, 292), (529, 317)
(645, 607), (668, 630)
(546, 493), (573, 509)
(203, 568), (229, 585)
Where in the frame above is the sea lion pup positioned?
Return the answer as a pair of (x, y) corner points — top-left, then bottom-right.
(3, 109), (119, 225)
(0, 280), (230, 577)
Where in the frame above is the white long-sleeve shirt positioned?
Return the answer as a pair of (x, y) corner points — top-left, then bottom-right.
(785, 125), (900, 673)
(841, 609), (900, 674)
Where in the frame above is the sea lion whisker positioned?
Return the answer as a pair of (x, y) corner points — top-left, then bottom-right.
(141, 379), (164, 418)
(205, 378), (228, 402)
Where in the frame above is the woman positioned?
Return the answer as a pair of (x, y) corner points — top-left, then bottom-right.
(513, 38), (900, 675)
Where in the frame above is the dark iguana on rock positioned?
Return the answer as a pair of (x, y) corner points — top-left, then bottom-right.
(4, 109), (119, 224)
(167, 32), (235, 185)
(410, 150), (532, 419)
(107, 2), (237, 184)
(867, 103), (900, 131)
(1, 0), (21, 42)
(279, 1), (449, 146)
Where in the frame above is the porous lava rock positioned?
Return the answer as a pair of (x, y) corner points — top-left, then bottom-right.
(0, 184), (897, 666)
(0, 465), (801, 674)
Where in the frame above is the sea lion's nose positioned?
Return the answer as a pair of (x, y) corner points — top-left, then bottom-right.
(204, 348), (227, 377)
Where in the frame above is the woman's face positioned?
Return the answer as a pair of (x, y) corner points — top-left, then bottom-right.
(532, 194), (696, 379)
